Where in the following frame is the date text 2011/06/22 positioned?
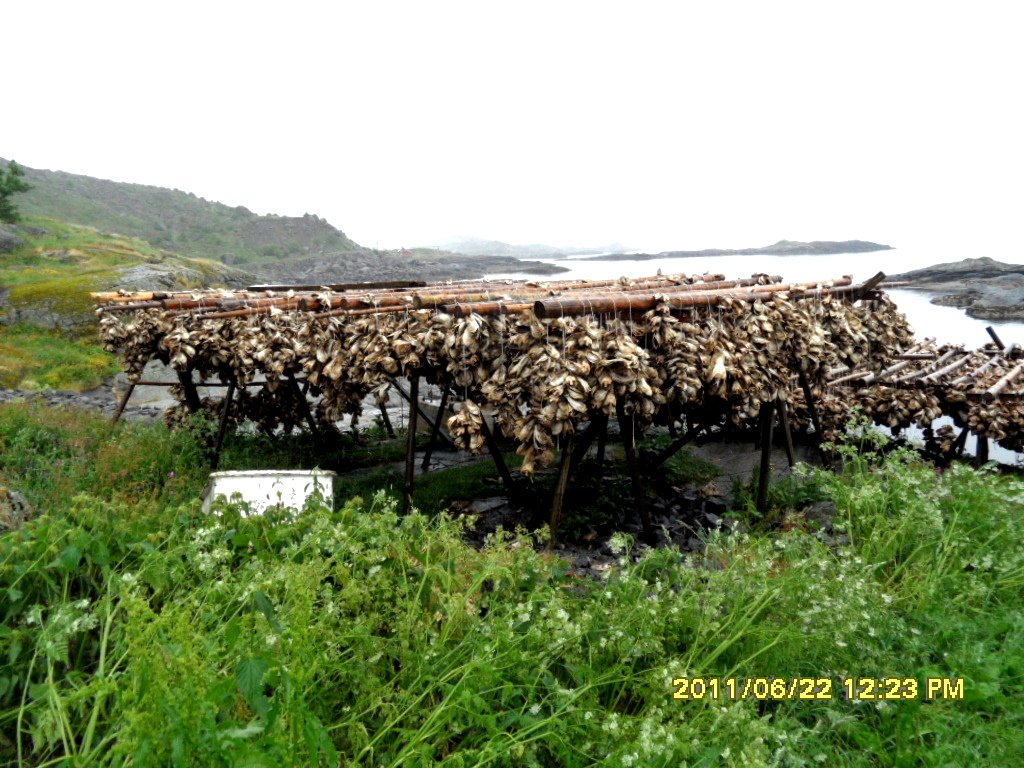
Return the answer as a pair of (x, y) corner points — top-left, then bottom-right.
(671, 677), (964, 701)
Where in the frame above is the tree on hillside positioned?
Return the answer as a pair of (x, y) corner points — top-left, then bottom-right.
(0, 160), (31, 223)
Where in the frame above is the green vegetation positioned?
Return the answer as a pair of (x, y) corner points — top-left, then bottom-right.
(0, 160), (31, 224)
(0, 324), (120, 391)
(0, 217), (237, 330)
(9, 162), (362, 263)
(1, 404), (1023, 765)
(0, 217), (245, 391)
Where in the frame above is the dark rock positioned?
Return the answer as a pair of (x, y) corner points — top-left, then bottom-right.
(0, 225), (24, 254)
(573, 555), (592, 569)
(704, 497), (727, 516)
(679, 489), (702, 512)
(702, 511), (723, 528)
(804, 500), (837, 530)
(889, 257), (1024, 322)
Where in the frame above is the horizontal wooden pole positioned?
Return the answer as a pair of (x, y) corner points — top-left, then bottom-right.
(533, 276), (854, 318)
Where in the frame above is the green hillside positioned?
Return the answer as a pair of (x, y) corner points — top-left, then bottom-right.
(0, 216), (249, 389)
(4, 160), (364, 264)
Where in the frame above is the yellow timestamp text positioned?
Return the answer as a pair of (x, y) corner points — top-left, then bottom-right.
(672, 676), (965, 701)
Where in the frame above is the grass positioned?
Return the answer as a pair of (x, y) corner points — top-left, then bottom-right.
(18, 169), (362, 263)
(0, 217), (243, 391)
(0, 217), (236, 332)
(1, 403), (1023, 765)
(0, 324), (121, 391)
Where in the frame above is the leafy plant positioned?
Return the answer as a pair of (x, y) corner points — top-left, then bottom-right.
(2, 402), (1024, 765)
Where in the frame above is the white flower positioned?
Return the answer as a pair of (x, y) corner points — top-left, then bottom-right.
(529, 704), (541, 715)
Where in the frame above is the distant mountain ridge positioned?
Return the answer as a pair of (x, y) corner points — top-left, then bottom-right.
(582, 240), (893, 262)
(4, 159), (364, 264)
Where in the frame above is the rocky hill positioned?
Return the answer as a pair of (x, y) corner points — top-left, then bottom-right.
(5, 159), (363, 264)
(3, 160), (566, 281)
(890, 257), (1024, 321)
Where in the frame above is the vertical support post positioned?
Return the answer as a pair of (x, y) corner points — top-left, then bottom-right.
(548, 437), (576, 549)
(110, 380), (137, 425)
(421, 385), (451, 471)
(617, 401), (654, 542)
(953, 425), (970, 456)
(177, 370), (202, 413)
(776, 396), (796, 467)
(403, 373), (420, 514)
(756, 401), (775, 514)
(596, 413), (608, 464)
(287, 373), (320, 437)
(378, 400), (397, 438)
(976, 435), (989, 465)
(393, 382), (455, 448)
(797, 370), (831, 467)
(797, 371), (823, 442)
(479, 417), (516, 492)
(211, 379), (237, 471)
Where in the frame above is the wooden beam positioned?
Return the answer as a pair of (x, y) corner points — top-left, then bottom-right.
(776, 396), (796, 468)
(393, 381), (456, 449)
(568, 413), (609, 475)
(650, 421), (702, 469)
(853, 271), (886, 300)
(479, 417), (516, 493)
(246, 280), (426, 292)
(287, 373), (320, 436)
(110, 381), (137, 425)
(177, 370), (202, 412)
(378, 400), (396, 438)
(756, 401), (775, 513)
(547, 437), (576, 549)
(421, 386), (451, 471)
(211, 380), (237, 471)
(617, 401), (654, 542)
(984, 362), (1024, 402)
(403, 373), (420, 514)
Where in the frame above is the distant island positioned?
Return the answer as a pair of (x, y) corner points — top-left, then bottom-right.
(889, 257), (1024, 322)
(580, 240), (893, 261)
(442, 237), (629, 259)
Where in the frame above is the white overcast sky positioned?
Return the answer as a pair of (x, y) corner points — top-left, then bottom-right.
(5, 1), (1022, 254)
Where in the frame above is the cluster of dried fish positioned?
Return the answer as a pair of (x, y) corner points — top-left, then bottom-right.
(964, 401), (1024, 452)
(95, 274), (924, 474)
(776, 341), (1024, 456)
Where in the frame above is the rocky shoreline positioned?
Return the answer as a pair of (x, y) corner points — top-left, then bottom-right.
(253, 252), (568, 285)
(0, 384), (163, 421)
(889, 257), (1024, 322)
